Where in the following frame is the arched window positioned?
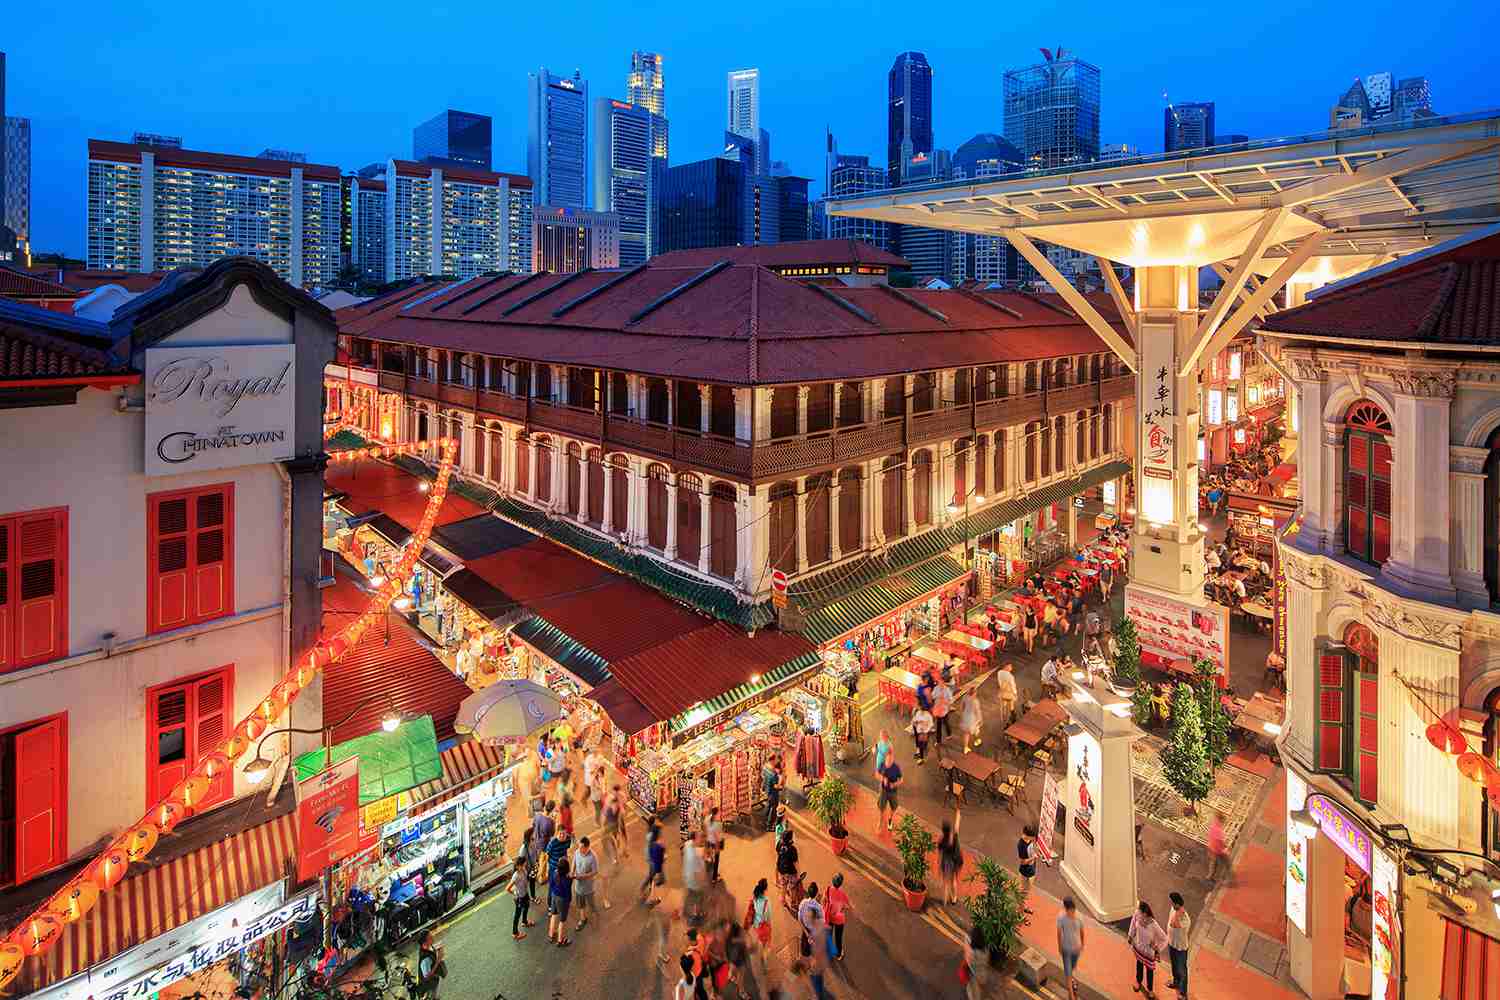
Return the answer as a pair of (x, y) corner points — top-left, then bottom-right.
(1040, 421), (1053, 478)
(805, 473), (832, 566)
(769, 481), (798, 572)
(994, 429), (1007, 492)
(1344, 401), (1393, 566)
(1089, 407), (1100, 459)
(912, 450), (933, 526)
(1075, 413), (1086, 465)
(1317, 621), (1380, 805)
(565, 442), (583, 516)
(1053, 415), (1067, 471)
(514, 433), (530, 494)
(677, 473), (702, 565)
(771, 386), (799, 438)
(610, 456), (630, 532)
(882, 456), (906, 538)
(646, 464), (669, 549)
(487, 424), (504, 484)
(533, 436), (553, 503)
(710, 482), (738, 579)
(953, 438), (970, 507)
(586, 449), (604, 526)
(883, 378), (905, 420)
(974, 435), (988, 498)
(1024, 423), (1039, 482)
(838, 467), (862, 554)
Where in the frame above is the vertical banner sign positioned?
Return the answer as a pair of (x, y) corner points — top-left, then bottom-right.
(296, 756), (361, 881)
(1138, 333), (1177, 525)
(1371, 847), (1400, 1000)
(1273, 544), (1288, 658)
(1285, 771), (1308, 934)
(1037, 771), (1061, 860)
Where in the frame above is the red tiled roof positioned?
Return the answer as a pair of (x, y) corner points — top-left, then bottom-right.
(608, 623), (814, 722)
(340, 263), (1134, 385)
(320, 575), (473, 744)
(0, 266), (78, 300)
(26, 267), (170, 293)
(1262, 232), (1500, 345)
(88, 139), (341, 180)
(0, 310), (127, 384)
(651, 239), (909, 270)
(325, 459), (486, 529)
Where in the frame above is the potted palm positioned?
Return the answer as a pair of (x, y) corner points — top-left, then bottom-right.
(806, 775), (854, 855)
(895, 812), (935, 912)
(1109, 615), (1142, 698)
(965, 857), (1029, 965)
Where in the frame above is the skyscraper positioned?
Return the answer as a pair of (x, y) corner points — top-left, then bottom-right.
(1003, 48), (1101, 168)
(727, 69), (762, 171)
(887, 52), (933, 184)
(592, 98), (657, 266)
(950, 134), (1023, 284)
(5, 116), (31, 259)
(628, 51), (668, 160)
(824, 131), (890, 249)
(897, 149), (951, 281)
(1332, 72), (1433, 127)
(350, 175), (387, 284)
(1364, 72), (1394, 118)
(658, 157), (746, 253)
(0, 51), (10, 260)
(413, 110), (493, 170)
(532, 206), (619, 273)
(1164, 101), (1215, 152)
(528, 69), (589, 209)
(1392, 77), (1432, 119)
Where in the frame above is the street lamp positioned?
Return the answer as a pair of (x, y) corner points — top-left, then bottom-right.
(947, 484), (986, 570)
(242, 693), (408, 786)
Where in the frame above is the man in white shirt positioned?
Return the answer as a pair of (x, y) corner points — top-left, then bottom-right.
(1166, 891), (1192, 996)
(682, 831), (707, 926)
(1233, 576), (1248, 601)
(583, 747), (606, 824)
(1205, 548), (1221, 570)
(995, 663), (1019, 724)
(1041, 658), (1061, 698)
(931, 678), (954, 745)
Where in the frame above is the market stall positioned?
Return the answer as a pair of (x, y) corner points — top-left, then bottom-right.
(1226, 492), (1300, 557)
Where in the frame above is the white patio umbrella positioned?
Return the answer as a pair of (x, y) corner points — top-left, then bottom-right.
(454, 680), (566, 747)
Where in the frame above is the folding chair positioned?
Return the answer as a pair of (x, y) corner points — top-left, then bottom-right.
(945, 781), (969, 809)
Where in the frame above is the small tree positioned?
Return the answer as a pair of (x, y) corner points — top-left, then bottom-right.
(1112, 615), (1142, 687)
(895, 812), (935, 892)
(1132, 683), (1157, 728)
(965, 857), (1029, 959)
(1194, 658), (1232, 769)
(806, 774), (854, 837)
(1161, 682), (1215, 815)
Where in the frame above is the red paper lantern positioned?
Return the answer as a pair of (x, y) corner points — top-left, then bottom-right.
(124, 824), (158, 861)
(19, 913), (61, 955)
(240, 715), (267, 741)
(0, 942), (25, 985)
(1425, 720), (1466, 756)
(94, 844), (130, 889)
(259, 693), (285, 723)
(1457, 751), (1489, 785)
(199, 752), (231, 780)
(297, 662), (319, 688)
(154, 798), (186, 834)
(52, 880), (100, 923)
(177, 774), (212, 809)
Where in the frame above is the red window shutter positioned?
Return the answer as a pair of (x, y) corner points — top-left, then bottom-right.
(148, 684), (191, 804)
(13, 718), (63, 882)
(194, 671), (232, 807)
(0, 520), (10, 671)
(1357, 674), (1379, 803)
(193, 490), (229, 622)
(1373, 440), (1392, 478)
(152, 496), (191, 631)
(1348, 433), (1368, 467)
(149, 488), (232, 634)
(1317, 652), (1346, 771)
(15, 512), (64, 666)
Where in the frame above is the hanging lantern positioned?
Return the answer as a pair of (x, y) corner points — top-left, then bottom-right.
(0, 941), (24, 984)
(297, 662), (319, 688)
(198, 752), (232, 781)
(94, 844), (130, 889)
(177, 775), (212, 809)
(19, 913), (62, 955)
(124, 824), (158, 861)
(239, 715), (267, 742)
(1425, 719), (1466, 756)
(52, 880), (100, 924)
(275, 678), (301, 704)
(1457, 751), (1489, 785)
(259, 692), (285, 723)
(154, 798), (186, 834)
(224, 730), (250, 759)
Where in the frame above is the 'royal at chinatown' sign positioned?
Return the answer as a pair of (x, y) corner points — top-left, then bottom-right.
(145, 345), (296, 475)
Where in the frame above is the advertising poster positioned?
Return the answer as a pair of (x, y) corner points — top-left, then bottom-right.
(1124, 587), (1229, 676)
(296, 756), (361, 881)
(1371, 847), (1400, 1000)
(1064, 727), (1101, 892)
(1139, 334), (1177, 525)
(1286, 771), (1308, 934)
(1037, 771), (1061, 860)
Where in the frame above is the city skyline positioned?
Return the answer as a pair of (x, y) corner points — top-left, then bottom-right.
(9, 2), (1500, 257)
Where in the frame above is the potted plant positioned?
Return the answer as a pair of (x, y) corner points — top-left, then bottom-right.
(806, 775), (855, 855)
(1162, 682), (1216, 816)
(1109, 615), (1142, 697)
(894, 812), (935, 911)
(965, 857), (1029, 965)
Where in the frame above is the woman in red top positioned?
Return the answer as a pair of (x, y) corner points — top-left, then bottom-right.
(823, 873), (853, 961)
(558, 797), (575, 839)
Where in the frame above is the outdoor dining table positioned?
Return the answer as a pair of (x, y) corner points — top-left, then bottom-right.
(939, 751), (1007, 802)
(910, 645), (947, 667)
(945, 628), (993, 651)
(1234, 692), (1285, 735)
(1241, 600), (1273, 620)
(878, 666), (921, 713)
(1003, 698), (1069, 751)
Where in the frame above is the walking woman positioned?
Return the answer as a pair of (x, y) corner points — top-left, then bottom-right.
(1127, 900), (1168, 997)
(938, 806), (964, 905)
(959, 690), (983, 753)
(507, 851), (533, 940)
(547, 854), (574, 947)
(748, 878), (774, 981)
(823, 874), (853, 960)
(1023, 604), (1039, 654)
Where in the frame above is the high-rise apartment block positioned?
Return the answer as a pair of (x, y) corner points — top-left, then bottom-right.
(413, 110), (493, 170)
(3, 116), (26, 259)
(529, 69), (589, 209)
(1332, 72), (1433, 127)
(896, 149), (952, 281)
(887, 52), (934, 184)
(385, 159), (533, 282)
(726, 69), (763, 173)
(824, 133), (889, 250)
(350, 175), (387, 284)
(86, 139), (342, 288)
(1003, 48), (1101, 168)
(592, 99), (659, 266)
(532, 205), (620, 273)
(628, 51), (668, 160)
(0, 51), (10, 260)
(949, 134), (1023, 284)
(1164, 101), (1215, 152)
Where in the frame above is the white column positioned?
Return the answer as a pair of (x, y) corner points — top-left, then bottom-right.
(665, 474), (679, 559)
(796, 386), (810, 436)
(734, 388), (752, 442)
(753, 388), (772, 441)
(1385, 388), (1455, 603)
(1450, 446), (1488, 608)
(871, 378), (887, 420)
(794, 482), (808, 572)
(698, 495), (712, 574)
(829, 483), (843, 562)
(904, 461), (916, 534)
(528, 440), (539, 501)
(937, 441), (954, 520)
(576, 449), (590, 525)
(632, 461), (649, 543)
(551, 445), (564, 514)
(602, 459), (615, 533)
(699, 385), (712, 434)
(871, 461), (886, 546)
(740, 485), (763, 594)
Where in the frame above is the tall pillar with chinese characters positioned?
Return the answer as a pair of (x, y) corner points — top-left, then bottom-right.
(1129, 265), (1207, 604)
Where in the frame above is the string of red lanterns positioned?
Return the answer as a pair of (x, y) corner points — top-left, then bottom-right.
(1425, 715), (1500, 809)
(0, 436), (458, 989)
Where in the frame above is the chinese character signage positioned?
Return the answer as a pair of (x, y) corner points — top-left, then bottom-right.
(296, 755), (361, 881)
(1286, 772), (1308, 933)
(1273, 546), (1288, 658)
(1138, 334), (1177, 524)
(1309, 794), (1372, 874)
(1037, 771), (1061, 860)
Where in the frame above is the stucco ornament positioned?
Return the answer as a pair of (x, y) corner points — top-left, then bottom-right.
(1280, 549), (1328, 590)
(1345, 581), (1464, 650)
(1382, 367), (1457, 399)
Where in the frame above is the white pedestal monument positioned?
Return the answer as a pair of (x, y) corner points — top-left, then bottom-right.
(1059, 683), (1142, 922)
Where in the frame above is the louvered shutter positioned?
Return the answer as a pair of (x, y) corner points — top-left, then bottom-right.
(677, 485), (701, 565)
(1356, 671), (1379, 804)
(1317, 650), (1347, 771)
(587, 458), (605, 526)
(0, 521), (9, 670)
(953, 449), (967, 508)
(1372, 439), (1392, 564)
(148, 683), (191, 803)
(13, 718), (62, 882)
(16, 513), (63, 665)
(194, 671), (231, 807)
(710, 489), (737, 578)
(152, 496), (191, 631)
(193, 491), (228, 621)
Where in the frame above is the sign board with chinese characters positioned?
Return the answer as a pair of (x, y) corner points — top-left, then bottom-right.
(1037, 771), (1061, 860)
(145, 345), (296, 476)
(33, 881), (303, 1000)
(1371, 845), (1399, 999)
(1138, 333), (1177, 524)
(1123, 587), (1229, 677)
(1309, 793), (1372, 874)
(296, 755), (361, 881)
(1285, 771), (1309, 933)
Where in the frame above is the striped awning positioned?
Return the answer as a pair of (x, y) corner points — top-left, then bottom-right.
(408, 738), (508, 809)
(16, 813), (297, 993)
(801, 556), (970, 646)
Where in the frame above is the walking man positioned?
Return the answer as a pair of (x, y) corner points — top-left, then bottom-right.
(1166, 891), (1191, 997)
(996, 663), (1019, 726)
(583, 744), (607, 826)
(1017, 825), (1046, 910)
(931, 674), (954, 745)
(1056, 897), (1085, 1000)
(705, 806), (725, 884)
(877, 751), (903, 833)
(682, 830), (708, 927)
(571, 837), (598, 931)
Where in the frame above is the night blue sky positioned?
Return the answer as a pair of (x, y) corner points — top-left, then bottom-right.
(9, 0), (1500, 258)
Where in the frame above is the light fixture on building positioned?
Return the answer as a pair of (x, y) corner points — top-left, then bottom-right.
(381, 709), (404, 733)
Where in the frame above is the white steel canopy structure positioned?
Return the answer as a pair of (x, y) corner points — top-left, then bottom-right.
(830, 110), (1500, 626)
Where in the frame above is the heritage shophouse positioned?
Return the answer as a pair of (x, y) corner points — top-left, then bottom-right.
(0, 259), (334, 993)
(328, 241), (1135, 620)
(1262, 229), (1500, 999)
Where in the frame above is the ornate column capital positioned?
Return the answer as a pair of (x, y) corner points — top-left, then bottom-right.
(1451, 445), (1488, 476)
(1384, 365), (1456, 399)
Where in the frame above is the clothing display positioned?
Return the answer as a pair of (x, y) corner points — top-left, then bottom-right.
(794, 732), (826, 784)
